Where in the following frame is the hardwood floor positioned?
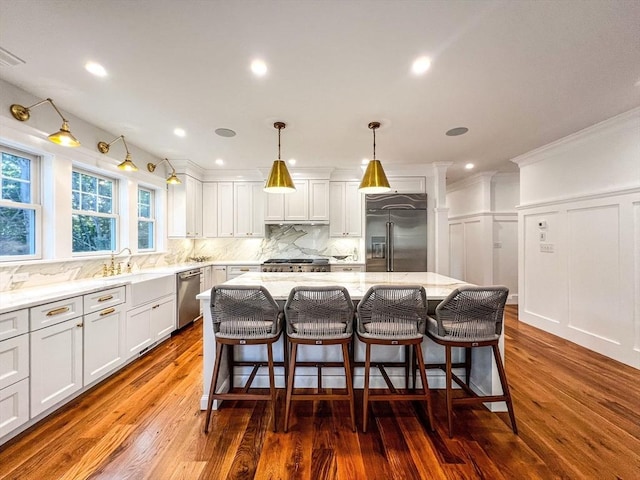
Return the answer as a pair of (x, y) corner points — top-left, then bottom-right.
(1, 306), (638, 479)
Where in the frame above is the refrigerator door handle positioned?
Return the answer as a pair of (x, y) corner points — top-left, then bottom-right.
(386, 221), (394, 271)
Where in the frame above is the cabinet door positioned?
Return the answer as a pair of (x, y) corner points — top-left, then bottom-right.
(84, 304), (126, 386)
(264, 192), (284, 221)
(212, 266), (227, 286)
(0, 334), (29, 390)
(308, 180), (330, 221)
(234, 182), (264, 237)
(0, 308), (28, 342)
(0, 378), (29, 438)
(388, 176), (426, 194)
(329, 182), (347, 237)
(202, 183), (218, 237)
(168, 174), (203, 237)
(151, 296), (176, 340)
(30, 318), (83, 417)
(344, 181), (363, 236)
(217, 182), (234, 237)
(186, 175), (203, 237)
(125, 305), (153, 358)
(284, 180), (308, 221)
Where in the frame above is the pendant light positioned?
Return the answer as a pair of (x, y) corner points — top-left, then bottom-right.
(97, 135), (139, 171)
(10, 98), (81, 147)
(359, 121), (391, 193)
(147, 158), (182, 184)
(264, 122), (296, 193)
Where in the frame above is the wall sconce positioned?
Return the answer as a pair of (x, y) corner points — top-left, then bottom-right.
(147, 158), (182, 184)
(97, 135), (139, 171)
(359, 121), (391, 193)
(10, 98), (81, 147)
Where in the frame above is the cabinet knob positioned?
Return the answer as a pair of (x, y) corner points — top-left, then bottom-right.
(76, 322), (84, 328)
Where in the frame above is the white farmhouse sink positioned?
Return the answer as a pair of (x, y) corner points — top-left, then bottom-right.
(127, 272), (176, 307)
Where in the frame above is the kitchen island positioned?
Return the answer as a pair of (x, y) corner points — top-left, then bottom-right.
(196, 271), (508, 412)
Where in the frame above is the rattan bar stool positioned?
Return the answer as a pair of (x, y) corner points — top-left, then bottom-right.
(283, 286), (356, 432)
(426, 286), (517, 437)
(356, 285), (435, 433)
(203, 285), (283, 433)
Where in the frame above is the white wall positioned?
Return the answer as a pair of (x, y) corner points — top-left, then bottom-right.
(513, 108), (640, 368)
(447, 172), (519, 303)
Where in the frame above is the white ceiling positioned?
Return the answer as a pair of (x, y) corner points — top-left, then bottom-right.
(1, 0), (639, 183)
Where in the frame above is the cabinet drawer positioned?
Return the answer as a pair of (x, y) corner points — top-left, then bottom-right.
(0, 377), (29, 438)
(0, 309), (28, 342)
(0, 334), (29, 390)
(30, 296), (83, 331)
(332, 265), (364, 272)
(227, 265), (260, 280)
(84, 286), (126, 314)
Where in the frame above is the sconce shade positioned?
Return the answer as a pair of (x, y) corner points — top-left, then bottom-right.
(359, 159), (391, 193)
(359, 121), (391, 193)
(48, 121), (81, 147)
(118, 154), (138, 172)
(10, 98), (81, 147)
(264, 121), (296, 193)
(265, 160), (295, 193)
(147, 159), (181, 184)
(166, 172), (182, 184)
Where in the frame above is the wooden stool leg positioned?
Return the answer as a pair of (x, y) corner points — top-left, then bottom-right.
(404, 345), (410, 389)
(446, 345), (454, 437)
(342, 342), (356, 432)
(492, 344), (518, 434)
(414, 343), (435, 431)
(363, 342), (372, 433)
(204, 342), (224, 433)
(465, 347), (472, 385)
(227, 343), (234, 390)
(284, 342), (298, 433)
(267, 342), (277, 432)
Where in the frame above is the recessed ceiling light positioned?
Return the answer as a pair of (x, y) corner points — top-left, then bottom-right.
(215, 158), (224, 166)
(465, 163), (475, 170)
(173, 127), (186, 137)
(215, 128), (236, 137)
(411, 56), (431, 75)
(288, 158), (296, 165)
(85, 61), (107, 77)
(251, 59), (268, 77)
(446, 127), (469, 136)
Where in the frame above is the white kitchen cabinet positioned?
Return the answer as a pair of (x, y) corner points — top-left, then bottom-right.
(234, 182), (264, 237)
(329, 181), (363, 237)
(217, 182), (234, 237)
(125, 295), (175, 359)
(30, 296), (83, 331)
(83, 286), (126, 315)
(227, 265), (261, 280)
(0, 308), (28, 342)
(264, 180), (330, 223)
(168, 174), (203, 237)
(388, 176), (426, 194)
(0, 334), (29, 391)
(83, 304), (126, 386)
(202, 183), (218, 237)
(0, 378), (29, 439)
(30, 317), (83, 417)
(212, 266), (227, 285)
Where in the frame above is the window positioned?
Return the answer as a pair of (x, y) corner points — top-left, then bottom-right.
(72, 170), (117, 253)
(0, 147), (40, 259)
(137, 187), (155, 250)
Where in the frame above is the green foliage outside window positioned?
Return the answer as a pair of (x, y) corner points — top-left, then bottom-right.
(0, 152), (35, 256)
(72, 171), (117, 252)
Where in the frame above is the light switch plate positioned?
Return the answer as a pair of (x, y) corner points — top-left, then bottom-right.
(540, 243), (554, 253)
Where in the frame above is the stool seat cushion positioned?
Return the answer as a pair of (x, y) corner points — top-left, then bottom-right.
(360, 319), (422, 339)
(217, 319), (278, 338)
(426, 316), (499, 342)
(289, 321), (350, 339)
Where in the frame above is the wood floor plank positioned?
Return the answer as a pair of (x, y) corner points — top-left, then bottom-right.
(1, 310), (639, 480)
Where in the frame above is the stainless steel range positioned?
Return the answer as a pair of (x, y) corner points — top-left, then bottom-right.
(261, 258), (331, 273)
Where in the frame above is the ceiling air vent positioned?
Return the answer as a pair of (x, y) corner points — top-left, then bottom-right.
(0, 46), (25, 67)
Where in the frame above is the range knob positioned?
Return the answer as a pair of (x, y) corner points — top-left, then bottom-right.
(262, 267), (267, 272)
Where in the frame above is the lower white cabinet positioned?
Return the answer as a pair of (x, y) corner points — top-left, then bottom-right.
(0, 378), (29, 438)
(30, 318), (83, 417)
(125, 295), (175, 359)
(83, 304), (126, 386)
(332, 264), (365, 272)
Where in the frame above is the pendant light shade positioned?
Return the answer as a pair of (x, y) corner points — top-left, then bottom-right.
(264, 122), (296, 193)
(97, 135), (139, 172)
(359, 121), (391, 193)
(10, 98), (81, 147)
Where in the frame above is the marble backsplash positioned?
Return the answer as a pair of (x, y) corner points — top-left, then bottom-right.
(0, 225), (360, 292)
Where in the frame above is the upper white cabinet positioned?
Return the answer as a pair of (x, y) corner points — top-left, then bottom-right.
(264, 180), (329, 223)
(329, 181), (362, 237)
(202, 182), (218, 238)
(168, 174), (203, 237)
(234, 182), (264, 237)
(388, 176), (426, 194)
(217, 182), (234, 237)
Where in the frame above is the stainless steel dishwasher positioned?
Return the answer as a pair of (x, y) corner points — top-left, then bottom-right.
(177, 268), (202, 328)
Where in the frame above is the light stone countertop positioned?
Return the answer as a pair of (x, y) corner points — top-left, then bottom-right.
(196, 271), (469, 301)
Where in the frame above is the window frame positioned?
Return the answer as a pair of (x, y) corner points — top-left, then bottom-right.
(0, 145), (41, 261)
(71, 168), (119, 256)
(137, 185), (156, 252)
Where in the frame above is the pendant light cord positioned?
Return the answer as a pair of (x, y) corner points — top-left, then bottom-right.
(278, 126), (282, 160)
(372, 126), (377, 160)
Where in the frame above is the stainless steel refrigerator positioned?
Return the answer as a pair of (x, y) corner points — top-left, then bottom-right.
(365, 193), (428, 272)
